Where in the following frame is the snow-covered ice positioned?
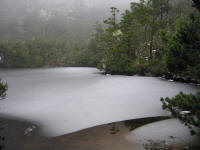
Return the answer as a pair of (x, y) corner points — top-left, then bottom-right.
(0, 68), (197, 137)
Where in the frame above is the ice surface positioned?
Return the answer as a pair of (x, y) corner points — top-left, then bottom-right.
(0, 68), (197, 137)
(126, 119), (200, 147)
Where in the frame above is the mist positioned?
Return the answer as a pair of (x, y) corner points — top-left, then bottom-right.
(0, 0), (139, 40)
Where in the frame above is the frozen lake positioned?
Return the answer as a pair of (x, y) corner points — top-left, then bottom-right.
(0, 67), (198, 137)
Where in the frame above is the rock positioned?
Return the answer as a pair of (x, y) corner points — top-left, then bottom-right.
(168, 79), (174, 82)
(24, 125), (36, 135)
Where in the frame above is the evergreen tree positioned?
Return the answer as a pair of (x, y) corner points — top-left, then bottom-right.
(0, 78), (7, 99)
(164, 13), (200, 80)
(161, 92), (200, 136)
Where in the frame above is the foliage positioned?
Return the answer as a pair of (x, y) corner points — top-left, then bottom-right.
(161, 92), (200, 136)
(0, 79), (7, 99)
(130, 58), (148, 75)
(87, 23), (106, 67)
(164, 13), (200, 80)
(148, 56), (167, 76)
(90, 0), (195, 76)
(0, 40), (99, 68)
(0, 78), (7, 149)
(160, 1), (200, 138)
(102, 7), (130, 74)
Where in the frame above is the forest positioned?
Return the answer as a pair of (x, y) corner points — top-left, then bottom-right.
(0, 0), (199, 83)
(90, 0), (200, 83)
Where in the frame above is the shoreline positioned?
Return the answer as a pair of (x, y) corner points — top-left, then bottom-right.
(101, 69), (200, 85)
(0, 116), (170, 150)
(1, 66), (199, 85)
(1, 116), (199, 150)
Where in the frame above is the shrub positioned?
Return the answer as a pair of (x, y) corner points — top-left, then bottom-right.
(161, 92), (200, 136)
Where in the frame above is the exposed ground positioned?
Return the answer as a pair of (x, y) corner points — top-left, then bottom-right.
(0, 117), (170, 150)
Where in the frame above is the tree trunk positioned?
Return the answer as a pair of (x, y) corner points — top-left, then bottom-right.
(166, 0), (169, 26)
(149, 40), (153, 59)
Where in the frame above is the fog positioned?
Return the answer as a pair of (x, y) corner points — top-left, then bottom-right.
(0, 0), (139, 40)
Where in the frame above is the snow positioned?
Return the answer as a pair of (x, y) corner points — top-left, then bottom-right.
(126, 119), (200, 148)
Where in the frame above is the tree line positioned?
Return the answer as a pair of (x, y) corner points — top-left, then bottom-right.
(89, 0), (200, 82)
(1, 0), (199, 83)
(0, 39), (98, 68)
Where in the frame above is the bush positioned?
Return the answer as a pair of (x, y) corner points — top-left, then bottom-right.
(148, 57), (167, 76)
(0, 79), (7, 99)
(104, 49), (130, 74)
(130, 59), (149, 75)
(161, 92), (200, 136)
